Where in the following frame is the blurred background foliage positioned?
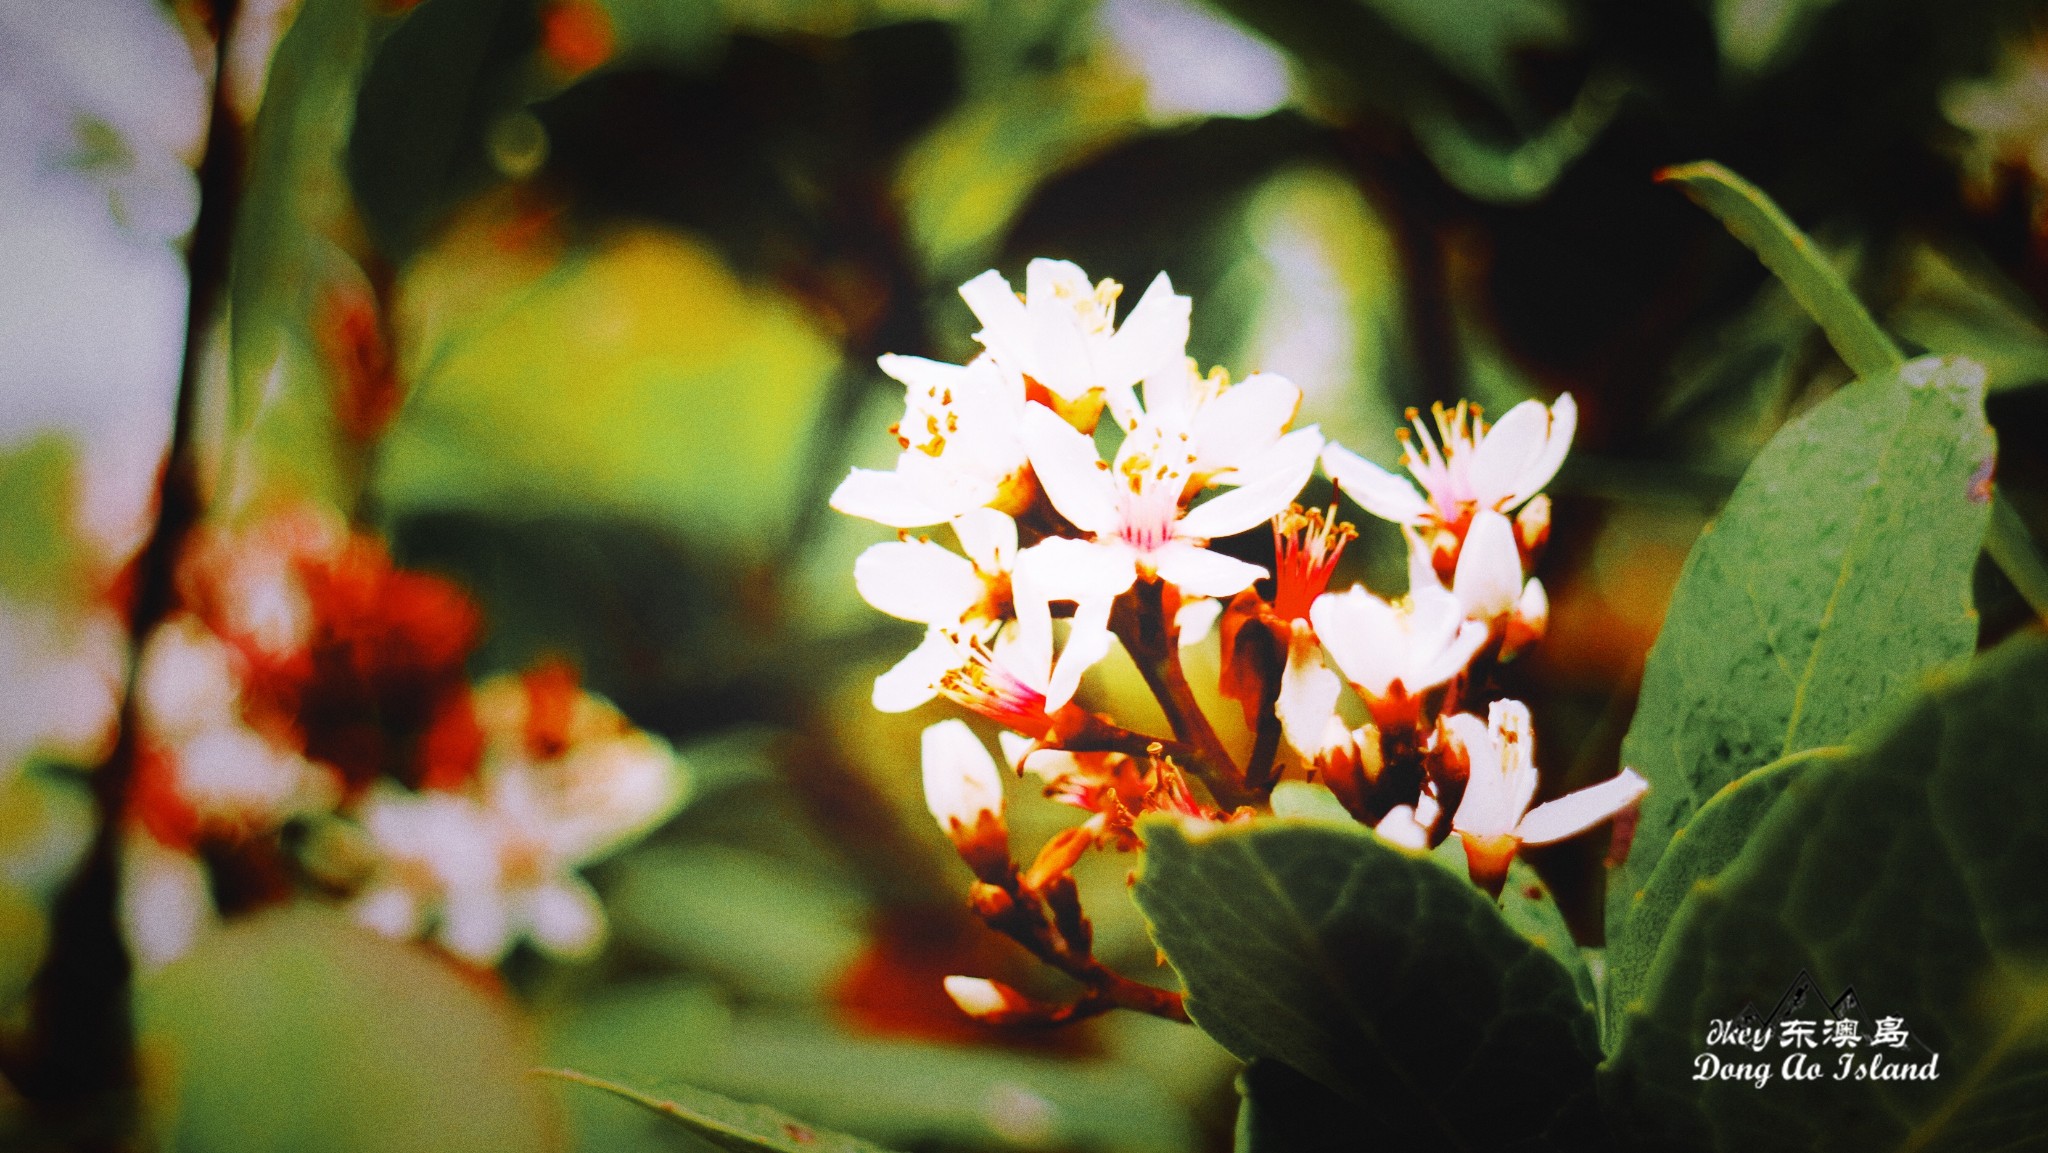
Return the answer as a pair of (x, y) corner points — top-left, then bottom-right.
(6, 0), (2048, 1148)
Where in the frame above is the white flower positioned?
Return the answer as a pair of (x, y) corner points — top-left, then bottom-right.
(1321, 395), (1574, 530)
(121, 831), (217, 971)
(959, 259), (1191, 427)
(921, 719), (1006, 831)
(1309, 583), (1488, 710)
(1445, 700), (1646, 889)
(1018, 374), (1321, 602)
(831, 355), (1031, 528)
(0, 596), (125, 780)
(859, 509), (1017, 713)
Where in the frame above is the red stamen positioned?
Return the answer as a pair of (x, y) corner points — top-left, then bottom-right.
(1270, 503), (1356, 622)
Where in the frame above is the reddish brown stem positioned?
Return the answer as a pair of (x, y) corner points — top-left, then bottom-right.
(1110, 579), (1252, 809)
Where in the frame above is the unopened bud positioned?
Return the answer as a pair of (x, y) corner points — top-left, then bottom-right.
(922, 720), (1005, 830)
(1515, 495), (1551, 560)
(943, 975), (1034, 1022)
(968, 881), (1015, 918)
(1502, 578), (1548, 659)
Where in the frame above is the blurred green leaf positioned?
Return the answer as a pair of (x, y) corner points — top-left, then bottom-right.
(1890, 241), (2048, 394)
(1603, 633), (2048, 1152)
(0, 770), (94, 902)
(897, 63), (1145, 277)
(1713, 0), (1843, 78)
(540, 1069), (895, 1153)
(548, 980), (1197, 1152)
(606, 844), (867, 1004)
(1658, 162), (1899, 379)
(348, 0), (540, 265)
(1414, 73), (1627, 205)
(225, 0), (384, 511)
(1131, 818), (1605, 1149)
(377, 225), (839, 558)
(0, 435), (85, 604)
(139, 905), (560, 1153)
(1611, 355), (1994, 963)
(0, 880), (47, 1015)
(1603, 744), (1842, 1042)
(1266, 781), (1351, 822)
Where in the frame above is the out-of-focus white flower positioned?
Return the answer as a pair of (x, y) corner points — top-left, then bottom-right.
(0, 596), (125, 781)
(960, 260), (1191, 431)
(1322, 396), (1574, 534)
(859, 509), (1017, 713)
(831, 355), (1033, 529)
(120, 831), (216, 972)
(1945, 35), (2048, 214)
(134, 612), (333, 832)
(1310, 583), (1488, 719)
(352, 671), (686, 965)
(1443, 700), (1646, 892)
(178, 506), (348, 658)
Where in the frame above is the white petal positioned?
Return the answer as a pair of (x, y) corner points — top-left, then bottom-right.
(1517, 768), (1647, 846)
(1515, 578), (1549, 633)
(1310, 585), (1401, 697)
(1045, 597), (1116, 712)
(1489, 699), (1541, 821)
(1150, 540), (1267, 597)
(1025, 259), (1097, 396)
(1015, 536), (1139, 604)
(1019, 403), (1121, 535)
(1452, 510), (1523, 620)
(921, 719), (1005, 826)
(951, 508), (1017, 574)
(1175, 597), (1222, 647)
(525, 877), (606, 958)
(351, 884), (421, 941)
(1415, 619), (1489, 692)
(439, 888), (513, 965)
(1375, 806), (1429, 850)
(872, 629), (960, 713)
(829, 468), (958, 529)
(1100, 271), (1192, 390)
(1505, 393), (1575, 509)
(1321, 442), (1429, 525)
(960, 270), (1036, 377)
(1275, 629), (1341, 759)
(1466, 399), (1550, 509)
(1175, 426), (1323, 540)
(1191, 372), (1300, 475)
(853, 540), (983, 624)
(997, 730), (1036, 771)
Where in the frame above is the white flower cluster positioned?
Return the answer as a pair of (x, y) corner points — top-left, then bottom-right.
(835, 259), (1644, 905)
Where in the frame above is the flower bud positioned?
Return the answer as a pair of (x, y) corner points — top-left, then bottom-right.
(943, 976), (1034, 1023)
(1502, 578), (1548, 659)
(1514, 494), (1551, 561)
(922, 720), (1005, 830)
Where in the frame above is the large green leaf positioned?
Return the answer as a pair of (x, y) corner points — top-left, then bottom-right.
(1604, 745), (1846, 1041)
(139, 905), (559, 1153)
(1131, 817), (1605, 1150)
(1602, 633), (2048, 1152)
(0, 435), (85, 604)
(539, 1069), (894, 1153)
(1610, 353), (1993, 954)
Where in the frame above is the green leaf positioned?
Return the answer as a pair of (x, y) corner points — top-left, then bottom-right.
(1131, 818), (1604, 1149)
(139, 905), (558, 1153)
(376, 224), (839, 558)
(1231, 1059), (1355, 1153)
(224, 0), (383, 510)
(1657, 162), (1900, 379)
(0, 434), (85, 604)
(1602, 632), (2048, 1152)
(1266, 781), (1351, 822)
(1604, 745), (1846, 1042)
(1610, 354), (1994, 964)
(539, 1069), (895, 1153)
(0, 881), (48, 1015)
(546, 980), (1199, 1153)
